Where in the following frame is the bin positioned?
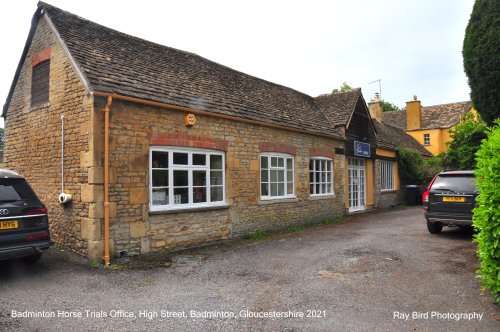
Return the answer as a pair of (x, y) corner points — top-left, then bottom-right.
(406, 185), (420, 206)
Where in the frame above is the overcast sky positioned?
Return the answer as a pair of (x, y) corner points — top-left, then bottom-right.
(0, 0), (475, 128)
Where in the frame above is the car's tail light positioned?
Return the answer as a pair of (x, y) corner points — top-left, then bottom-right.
(25, 208), (48, 216)
(422, 191), (429, 203)
(26, 233), (49, 241)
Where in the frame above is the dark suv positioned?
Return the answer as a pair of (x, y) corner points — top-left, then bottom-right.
(422, 170), (477, 234)
(0, 169), (50, 263)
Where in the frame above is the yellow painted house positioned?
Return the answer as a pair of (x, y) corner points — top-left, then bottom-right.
(382, 97), (474, 155)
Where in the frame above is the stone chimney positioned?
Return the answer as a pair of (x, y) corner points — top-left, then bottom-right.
(406, 95), (422, 130)
(368, 93), (383, 122)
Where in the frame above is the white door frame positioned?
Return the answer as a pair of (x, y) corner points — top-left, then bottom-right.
(348, 157), (366, 212)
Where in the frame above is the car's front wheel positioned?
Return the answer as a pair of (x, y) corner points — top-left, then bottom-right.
(427, 221), (443, 234)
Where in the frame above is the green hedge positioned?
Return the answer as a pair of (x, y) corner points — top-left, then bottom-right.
(473, 120), (500, 304)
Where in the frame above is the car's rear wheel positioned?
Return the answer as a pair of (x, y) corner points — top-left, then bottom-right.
(23, 253), (42, 264)
(427, 221), (443, 234)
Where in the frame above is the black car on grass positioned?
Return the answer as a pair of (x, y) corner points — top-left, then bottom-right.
(0, 169), (50, 263)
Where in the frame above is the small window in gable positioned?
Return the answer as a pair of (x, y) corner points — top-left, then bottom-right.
(31, 60), (50, 107)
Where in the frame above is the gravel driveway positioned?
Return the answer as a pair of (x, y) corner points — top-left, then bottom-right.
(1, 206), (498, 331)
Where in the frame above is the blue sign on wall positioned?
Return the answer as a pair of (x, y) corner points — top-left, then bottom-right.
(354, 141), (370, 157)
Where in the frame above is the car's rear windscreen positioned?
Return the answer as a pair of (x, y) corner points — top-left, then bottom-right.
(431, 174), (476, 193)
(0, 179), (39, 201)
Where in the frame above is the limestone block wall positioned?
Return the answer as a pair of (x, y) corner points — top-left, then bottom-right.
(103, 99), (346, 255)
(4, 16), (93, 254)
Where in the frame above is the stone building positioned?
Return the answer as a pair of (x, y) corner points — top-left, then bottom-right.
(2, 3), (428, 261)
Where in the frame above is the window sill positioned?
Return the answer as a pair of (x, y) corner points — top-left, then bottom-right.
(149, 204), (230, 215)
(309, 194), (336, 200)
(258, 197), (298, 205)
(380, 189), (397, 194)
(31, 102), (50, 111)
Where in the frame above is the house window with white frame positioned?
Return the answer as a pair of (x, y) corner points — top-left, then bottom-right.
(309, 158), (334, 195)
(150, 147), (225, 211)
(380, 160), (395, 191)
(423, 133), (430, 145)
(260, 153), (294, 199)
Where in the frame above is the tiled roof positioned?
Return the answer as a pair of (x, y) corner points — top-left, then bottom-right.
(33, 2), (344, 139)
(315, 89), (361, 127)
(382, 101), (472, 131)
(374, 121), (432, 157)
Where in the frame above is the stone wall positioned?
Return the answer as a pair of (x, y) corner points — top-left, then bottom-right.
(4, 16), (93, 255)
(103, 99), (346, 255)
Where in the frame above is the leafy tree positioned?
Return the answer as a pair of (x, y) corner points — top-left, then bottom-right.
(463, 0), (500, 125)
(332, 82), (352, 93)
(397, 147), (426, 185)
(382, 101), (401, 112)
(473, 120), (500, 304)
(443, 112), (487, 170)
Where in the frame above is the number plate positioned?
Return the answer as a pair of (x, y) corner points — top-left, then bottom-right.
(443, 196), (465, 203)
(0, 220), (18, 230)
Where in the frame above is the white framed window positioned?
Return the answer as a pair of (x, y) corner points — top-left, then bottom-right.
(380, 160), (395, 191)
(260, 153), (294, 199)
(423, 133), (430, 145)
(149, 147), (225, 211)
(309, 157), (334, 195)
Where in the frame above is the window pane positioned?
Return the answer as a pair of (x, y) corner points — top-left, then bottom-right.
(261, 170), (268, 182)
(211, 186), (223, 202)
(270, 170), (278, 182)
(310, 170), (314, 183)
(193, 154), (206, 165)
(287, 182), (293, 195)
(278, 182), (285, 196)
(193, 170), (206, 186)
(173, 187), (188, 204)
(152, 170), (168, 187)
(310, 183), (314, 194)
(173, 170), (188, 187)
(327, 184), (332, 193)
(152, 151), (168, 168)
(152, 188), (168, 205)
(261, 156), (268, 169)
(286, 158), (292, 170)
(271, 157), (278, 167)
(315, 171), (320, 182)
(173, 152), (188, 165)
(278, 158), (284, 168)
(193, 186), (207, 203)
(287, 170), (293, 183)
(211, 171), (223, 186)
(278, 170), (284, 182)
(327, 161), (332, 171)
(271, 183), (278, 196)
(316, 184), (320, 194)
(309, 159), (314, 171)
(261, 183), (269, 196)
(210, 155), (223, 169)
(327, 171), (332, 182)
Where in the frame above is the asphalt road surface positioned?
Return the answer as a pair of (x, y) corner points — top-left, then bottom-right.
(1, 206), (499, 331)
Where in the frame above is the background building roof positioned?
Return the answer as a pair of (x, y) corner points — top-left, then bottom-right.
(382, 101), (472, 131)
